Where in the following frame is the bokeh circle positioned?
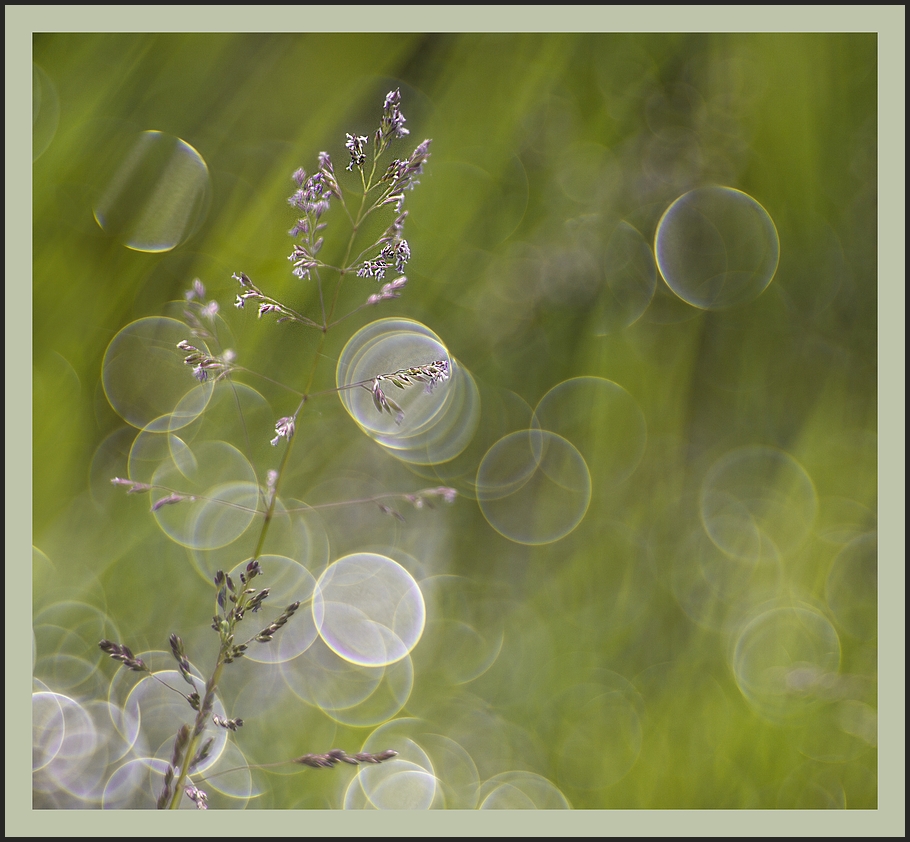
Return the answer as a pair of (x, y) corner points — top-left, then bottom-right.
(92, 130), (211, 252)
(312, 553), (426, 667)
(476, 429), (591, 545)
(102, 317), (213, 431)
(700, 446), (817, 561)
(655, 186), (779, 309)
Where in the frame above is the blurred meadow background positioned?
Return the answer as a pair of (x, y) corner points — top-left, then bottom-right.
(31, 30), (881, 810)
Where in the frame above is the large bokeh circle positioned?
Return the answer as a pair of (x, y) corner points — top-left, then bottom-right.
(476, 429), (591, 545)
(102, 317), (213, 431)
(655, 186), (779, 310)
(312, 553), (426, 667)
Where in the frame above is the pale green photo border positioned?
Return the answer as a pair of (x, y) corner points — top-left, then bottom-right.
(9, 5), (904, 836)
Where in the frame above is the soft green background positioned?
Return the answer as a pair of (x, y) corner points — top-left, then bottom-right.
(28, 25), (890, 819)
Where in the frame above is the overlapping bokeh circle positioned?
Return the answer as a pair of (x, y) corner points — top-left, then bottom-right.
(336, 318), (479, 465)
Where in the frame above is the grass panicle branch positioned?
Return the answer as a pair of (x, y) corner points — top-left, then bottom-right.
(106, 89), (440, 810)
(294, 749), (399, 769)
(99, 639), (148, 673)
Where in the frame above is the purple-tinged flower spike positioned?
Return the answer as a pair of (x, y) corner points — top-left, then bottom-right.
(258, 303), (282, 319)
(199, 300), (219, 321)
(185, 785), (208, 810)
(295, 751), (349, 769)
(288, 170), (333, 217)
(169, 633), (198, 690)
(243, 559), (263, 583)
(357, 258), (387, 281)
(288, 243), (321, 281)
(381, 139), (432, 196)
(270, 416), (296, 447)
(408, 139), (432, 173)
(392, 359), (450, 393)
(99, 639), (149, 672)
(194, 681), (217, 738)
(224, 643), (249, 664)
(354, 749), (399, 764)
(111, 477), (151, 494)
(234, 272), (267, 305)
(375, 88), (409, 154)
(185, 278), (206, 301)
(177, 339), (233, 382)
(383, 239), (410, 272)
(434, 486), (459, 504)
(285, 156), (339, 278)
(366, 276), (408, 306)
(152, 493), (191, 511)
(246, 587), (271, 613)
(212, 714), (244, 732)
(404, 486), (459, 508)
(378, 502), (406, 522)
(364, 359), (450, 423)
(190, 737), (214, 771)
(381, 193), (406, 213)
(345, 133), (369, 171)
(232, 272), (320, 327)
(419, 359), (450, 393)
(370, 379), (405, 425)
(156, 725), (190, 809)
(317, 152), (342, 199)
(254, 601), (301, 644)
(294, 749), (398, 769)
(357, 240), (410, 282)
(181, 279), (221, 345)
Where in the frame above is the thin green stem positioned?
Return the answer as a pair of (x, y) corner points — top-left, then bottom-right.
(167, 654), (225, 807)
(250, 187), (364, 560)
(249, 393), (308, 562)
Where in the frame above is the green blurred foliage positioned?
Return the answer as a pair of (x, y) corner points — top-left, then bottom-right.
(33, 33), (877, 809)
